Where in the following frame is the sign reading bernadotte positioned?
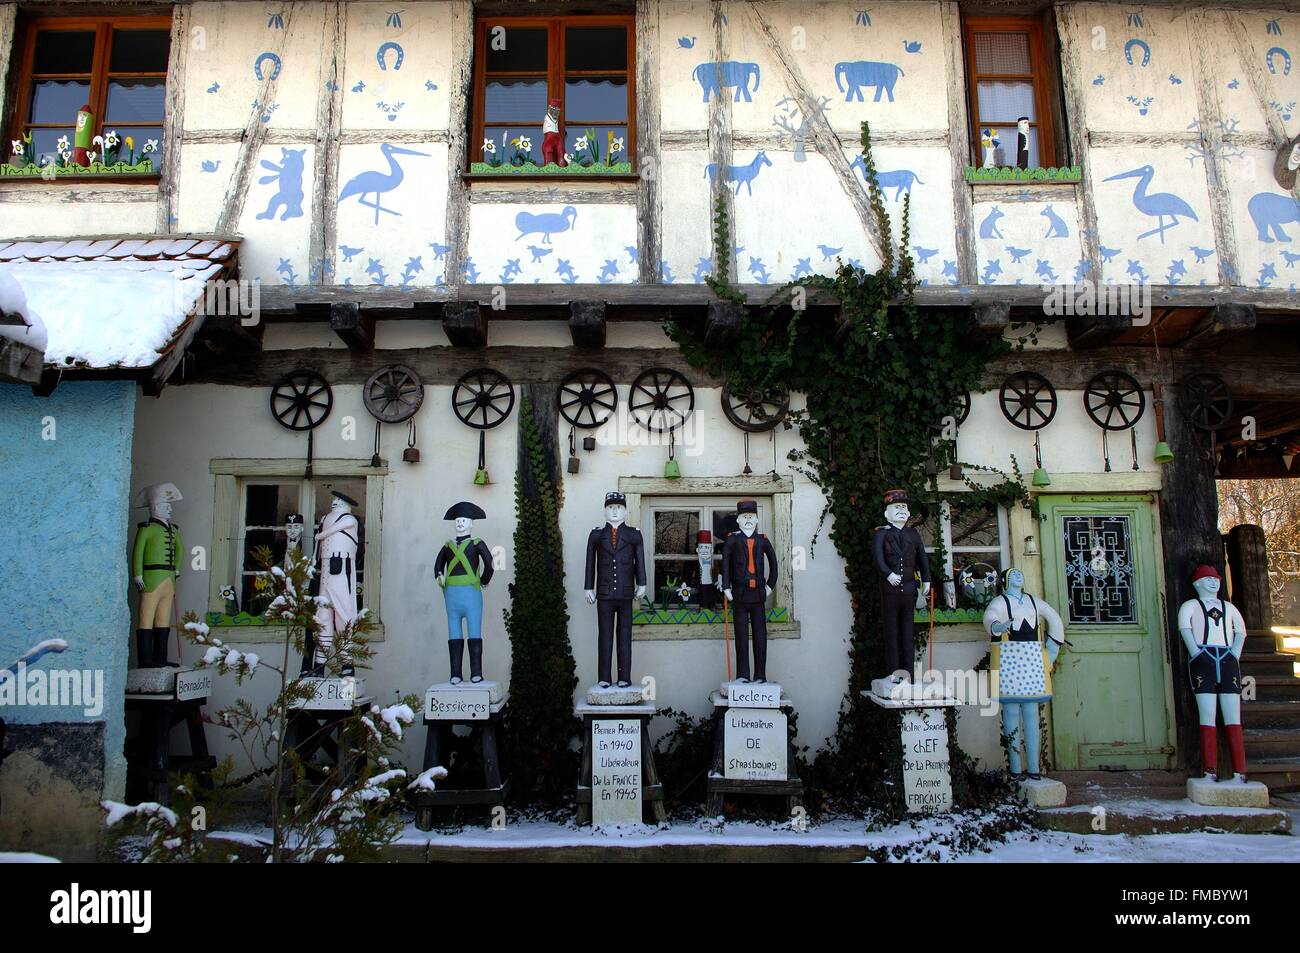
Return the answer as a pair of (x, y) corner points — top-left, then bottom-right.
(900, 708), (953, 813)
(724, 707), (787, 781)
(293, 676), (359, 711)
(727, 682), (782, 708)
(591, 718), (642, 826)
(425, 687), (490, 721)
(175, 669), (212, 702)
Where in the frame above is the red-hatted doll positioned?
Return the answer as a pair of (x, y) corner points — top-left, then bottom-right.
(1178, 565), (1249, 782)
(541, 97), (567, 167)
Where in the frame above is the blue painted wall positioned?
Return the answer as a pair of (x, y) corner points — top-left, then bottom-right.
(0, 381), (136, 798)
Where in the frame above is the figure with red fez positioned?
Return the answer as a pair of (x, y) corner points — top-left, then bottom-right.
(721, 500), (778, 683)
(872, 488), (931, 683)
(542, 98), (568, 167)
(1178, 565), (1249, 782)
(695, 529), (719, 611)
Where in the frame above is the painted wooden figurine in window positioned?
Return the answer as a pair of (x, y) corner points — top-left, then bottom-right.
(542, 97), (568, 168)
(436, 501), (495, 684)
(284, 513), (304, 568)
(982, 567), (1065, 779)
(721, 500), (778, 683)
(981, 128), (1000, 168)
(1015, 116), (1030, 169)
(584, 491), (646, 688)
(131, 482), (183, 668)
(309, 490), (361, 676)
(873, 488), (930, 683)
(695, 529), (719, 611)
(73, 105), (95, 167)
(1178, 565), (1248, 783)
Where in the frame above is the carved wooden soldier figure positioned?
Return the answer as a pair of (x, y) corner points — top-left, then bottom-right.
(132, 482), (183, 668)
(721, 500), (778, 683)
(584, 491), (646, 688)
(1179, 565), (1249, 782)
(872, 488), (931, 683)
(695, 529), (719, 611)
(435, 501), (495, 684)
(309, 490), (361, 676)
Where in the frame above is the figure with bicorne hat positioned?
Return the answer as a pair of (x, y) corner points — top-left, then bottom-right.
(721, 500), (778, 683)
(542, 98), (568, 167)
(308, 489), (361, 676)
(872, 488), (931, 683)
(585, 491), (646, 688)
(131, 482), (183, 668)
(436, 501), (495, 684)
(1178, 564), (1249, 783)
(695, 529), (719, 611)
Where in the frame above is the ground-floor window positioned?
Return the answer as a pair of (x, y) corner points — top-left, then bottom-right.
(918, 499), (1010, 610)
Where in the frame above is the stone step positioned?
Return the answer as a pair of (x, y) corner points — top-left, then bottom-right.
(1243, 700), (1300, 729)
(1240, 652), (1299, 678)
(1245, 728), (1300, 759)
(1035, 801), (1291, 835)
(1052, 769), (1187, 806)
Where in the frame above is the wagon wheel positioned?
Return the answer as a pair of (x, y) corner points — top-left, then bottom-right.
(557, 368), (618, 430)
(1084, 370), (1146, 432)
(629, 367), (695, 434)
(452, 368), (515, 430)
(270, 369), (333, 432)
(1181, 372), (1233, 432)
(721, 381), (789, 433)
(999, 372), (1057, 431)
(362, 365), (424, 424)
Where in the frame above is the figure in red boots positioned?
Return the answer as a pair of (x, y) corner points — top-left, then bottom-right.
(1178, 565), (1248, 783)
(541, 98), (568, 168)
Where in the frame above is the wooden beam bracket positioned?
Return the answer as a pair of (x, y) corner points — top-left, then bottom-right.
(1066, 313), (1132, 350)
(569, 300), (607, 349)
(704, 299), (743, 349)
(443, 302), (488, 348)
(1181, 303), (1257, 350)
(330, 302), (375, 352)
(971, 301), (1010, 339)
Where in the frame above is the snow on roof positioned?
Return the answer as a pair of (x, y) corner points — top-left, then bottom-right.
(0, 237), (238, 370)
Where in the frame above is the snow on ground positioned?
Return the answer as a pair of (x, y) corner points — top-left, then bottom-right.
(0, 852), (61, 863)
(0, 260), (215, 367)
(963, 829), (1298, 863)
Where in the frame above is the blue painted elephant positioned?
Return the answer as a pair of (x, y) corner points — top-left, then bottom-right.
(1247, 191), (1300, 242)
(835, 60), (905, 102)
(694, 61), (761, 102)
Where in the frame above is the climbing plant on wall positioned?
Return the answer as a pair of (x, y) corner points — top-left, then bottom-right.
(504, 394), (580, 802)
(669, 122), (1014, 814)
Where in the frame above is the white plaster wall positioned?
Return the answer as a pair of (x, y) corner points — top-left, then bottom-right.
(973, 198), (1083, 285)
(339, 2), (456, 132)
(238, 142), (317, 284)
(466, 203), (639, 285)
(0, 199), (157, 236)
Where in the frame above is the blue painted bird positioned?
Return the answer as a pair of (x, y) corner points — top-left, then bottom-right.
(1100, 245), (1122, 263)
(678, 36), (696, 48)
(903, 40), (922, 53)
(527, 245), (553, 264)
(339, 245), (364, 262)
(515, 206), (578, 243)
(337, 143), (429, 224)
(1191, 246), (1215, 264)
(625, 245), (638, 264)
(201, 159), (221, 173)
(1006, 246), (1031, 264)
(1281, 251), (1300, 268)
(428, 242), (450, 260)
(818, 244), (843, 260)
(913, 246), (937, 264)
(207, 81), (221, 93)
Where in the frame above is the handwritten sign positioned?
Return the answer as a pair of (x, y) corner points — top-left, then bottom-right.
(425, 687), (491, 721)
(727, 682), (781, 708)
(900, 708), (953, 813)
(591, 718), (641, 826)
(175, 669), (212, 702)
(724, 708), (787, 781)
(293, 676), (359, 711)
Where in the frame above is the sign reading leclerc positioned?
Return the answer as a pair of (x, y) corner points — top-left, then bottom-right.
(727, 681), (782, 708)
(900, 708), (953, 813)
(425, 687), (491, 720)
(175, 669), (212, 702)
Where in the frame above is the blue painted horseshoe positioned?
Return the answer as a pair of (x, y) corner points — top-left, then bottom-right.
(1266, 46), (1292, 76)
(254, 51), (282, 81)
(377, 41), (404, 71)
(1124, 38), (1151, 68)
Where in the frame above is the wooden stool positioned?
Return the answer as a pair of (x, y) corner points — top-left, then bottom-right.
(705, 690), (803, 818)
(413, 699), (509, 830)
(282, 682), (372, 804)
(125, 692), (215, 805)
(575, 701), (667, 825)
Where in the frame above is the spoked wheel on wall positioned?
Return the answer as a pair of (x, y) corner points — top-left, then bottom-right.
(452, 368), (515, 484)
(630, 367), (695, 478)
(270, 369), (333, 477)
(998, 372), (1057, 431)
(557, 368), (618, 474)
(721, 380), (789, 476)
(1084, 370), (1146, 472)
(363, 365), (425, 467)
(1180, 372), (1233, 432)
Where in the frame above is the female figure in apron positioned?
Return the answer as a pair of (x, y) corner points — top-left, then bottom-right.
(1177, 565), (1248, 782)
(435, 502), (494, 684)
(982, 567), (1066, 779)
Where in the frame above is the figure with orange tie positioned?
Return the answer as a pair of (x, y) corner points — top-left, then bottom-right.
(721, 500), (779, 683)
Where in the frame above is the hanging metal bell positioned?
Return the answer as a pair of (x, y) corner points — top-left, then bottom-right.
(567, 456), (580, 473)
(402, 446), (420, 463)
(664, 458), (682, 479)
(582, 436), (596, 452)
(474, 468), (490, 486)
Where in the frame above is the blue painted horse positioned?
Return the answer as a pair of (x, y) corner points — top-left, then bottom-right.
(705, 151), (772, 196)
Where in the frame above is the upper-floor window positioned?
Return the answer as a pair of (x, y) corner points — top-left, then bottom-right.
(964, 16), (1058, 168)
(471, 15), (635, 175)
(9, 16), (171, 173)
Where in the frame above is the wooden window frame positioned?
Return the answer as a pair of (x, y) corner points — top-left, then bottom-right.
(963, 16), (1059, 168)
(8, 14), (171, 175)
(470, 13), (636, 176)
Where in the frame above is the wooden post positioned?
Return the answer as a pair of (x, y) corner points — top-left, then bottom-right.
(635, 0), (662, 284)
(1226, 523), (1274, 635)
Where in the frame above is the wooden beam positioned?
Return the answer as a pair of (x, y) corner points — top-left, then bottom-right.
(196, 313), (266, 354)
(971, 302), (1009, 338)
(940, 1), (977, 284)
(1065, 313), (1132, 350)
(569, 300), (607, 349)
(635, 0), (662, 284)
(308, 3), (346, 277)
(1056, 4), (1102, 284)
(704, 299), (742, 349)
(1189, 8), (1241, 286)
(0, 338), (42, 385)
(747, 2), (884, 263)
(1226, 11), (1291, 150)
(1226, 524), (1274, 631)
(145, 311), (211, 397)
(156, 5), (189, 233)
(443, 302), (488, 347)
(0, 6), (16, 126)
(329, 302), (375, 352)
(708, 1), (736, 283)
(1181, 303), (1257, 350)
(443, 2), (474, 288)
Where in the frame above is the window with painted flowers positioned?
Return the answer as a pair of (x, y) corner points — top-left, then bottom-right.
(470, 15), (635, 175)
(8, 15), (170, 177)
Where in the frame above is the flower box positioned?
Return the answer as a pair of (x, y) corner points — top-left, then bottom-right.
(469, 161), (634, 176)
(964, 165), (1082, 184)
(3, 158), (156, 178)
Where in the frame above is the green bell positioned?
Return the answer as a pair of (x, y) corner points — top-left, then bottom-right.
(1032, 467), (1052, 487)
(1153, 441), (1174, 465)
(664, 457), (681, 479)
(473, 467), (490, 485)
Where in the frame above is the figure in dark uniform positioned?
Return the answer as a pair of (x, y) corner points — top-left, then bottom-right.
(584, 491), (647, 688)
(872, 488), (931, 682)
(721, 500), (779, 683)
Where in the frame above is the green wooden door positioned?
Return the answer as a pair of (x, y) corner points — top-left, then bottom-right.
(1038, 494), (1176, 770)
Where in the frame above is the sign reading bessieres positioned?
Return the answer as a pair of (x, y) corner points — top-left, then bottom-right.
(175, 669), (212, 702)
(591, 718), (641, 826)
(727, 682), (781, 708)
(425, 688), (490, 720)
(724, 708), (787, 780)
(900, 708), (953, 813)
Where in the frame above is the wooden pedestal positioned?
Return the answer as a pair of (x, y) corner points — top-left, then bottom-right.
(575, 702), (667, 825)
(124, 693), (215, 805)
(413, 700), (510, 830)
(705, 691), (803, 817)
